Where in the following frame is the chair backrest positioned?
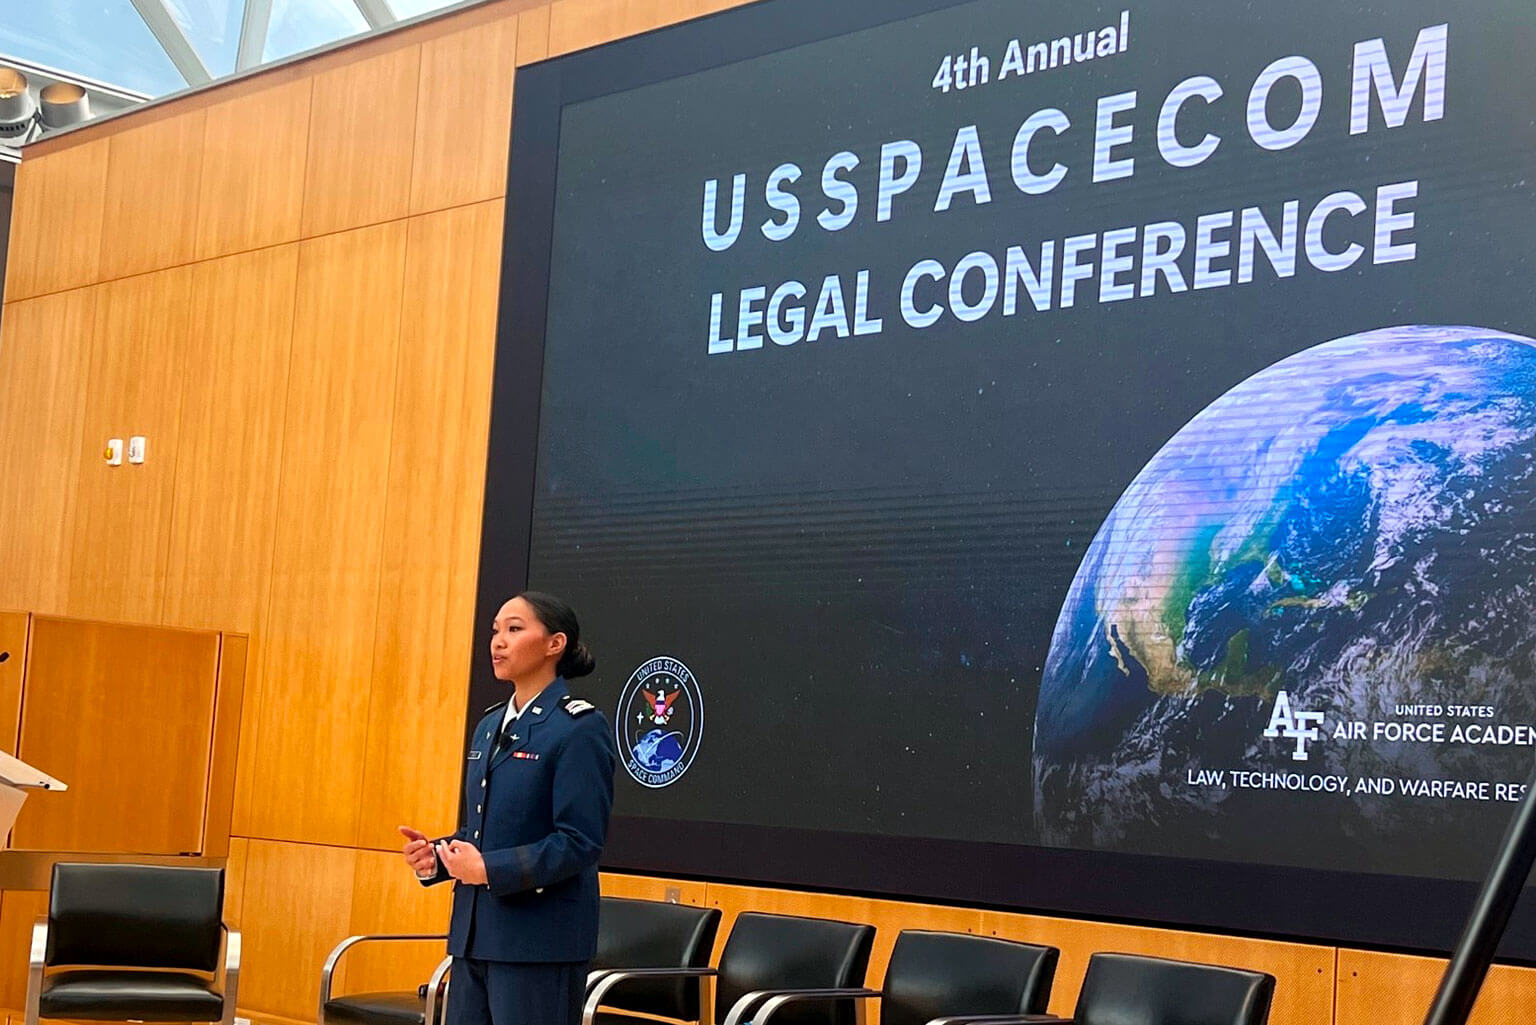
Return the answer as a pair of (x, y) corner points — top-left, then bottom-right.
(1075, 953), (1275, 1025)
(880, 930), (1058, 1025)
(48, 863), (224, 972)
(714, 912), (875, 1025)
(592, 897), (722, 1020)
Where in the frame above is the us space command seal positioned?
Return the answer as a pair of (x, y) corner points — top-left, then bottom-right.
(617, 656), (703, 788)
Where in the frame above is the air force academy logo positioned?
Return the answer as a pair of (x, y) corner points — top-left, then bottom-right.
(1264, 690), (1325, 761)
(617, 656), (703, 788)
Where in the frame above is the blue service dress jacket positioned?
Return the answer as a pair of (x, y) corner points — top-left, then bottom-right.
(421, 677), (616, 963)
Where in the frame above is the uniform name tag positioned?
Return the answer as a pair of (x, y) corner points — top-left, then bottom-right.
(468, 751), (483, 760)
(512, 751), (540, 760)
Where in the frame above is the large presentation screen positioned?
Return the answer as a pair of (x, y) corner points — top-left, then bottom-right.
(480, 0), (1536, 954)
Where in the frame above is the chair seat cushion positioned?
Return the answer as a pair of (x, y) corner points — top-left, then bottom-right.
(324, 992), (429, 1025)
(40, 970), (224, 1022)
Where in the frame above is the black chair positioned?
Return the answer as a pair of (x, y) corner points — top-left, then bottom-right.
(319, 896), (720, 1025)
(1069, 953), (1274, 1025)
(584, 911), (876, 1025)
(929, 951), (1274, 1025)
(708, 930), (1058, 1025)
(317, 935), (451, 1025)
(26, 863), (239, 1025)
(587, 897), (722, 1021)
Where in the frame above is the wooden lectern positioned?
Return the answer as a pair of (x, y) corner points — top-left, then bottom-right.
(0, 750), (66, 848)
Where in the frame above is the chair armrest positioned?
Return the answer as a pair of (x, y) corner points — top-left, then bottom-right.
(317, 934), (449, 1021)
(925, 1016), (1072, 1025)
(722, 988), (883, 1025)
(423, 955), (453, 1025)
(582, 968), (718, 1025)
(24, 919), (46, 1025)
(220, 926), (242, 1025)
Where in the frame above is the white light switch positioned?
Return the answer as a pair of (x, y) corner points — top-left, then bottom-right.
(104, 439), (124, 466)
(128, 436), (147, 464)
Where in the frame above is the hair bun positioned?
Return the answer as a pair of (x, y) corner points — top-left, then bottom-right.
(560, 641), (596, 679)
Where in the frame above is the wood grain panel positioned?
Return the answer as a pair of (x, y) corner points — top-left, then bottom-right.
(14, 617), (220, 853)
(0, 890), (47, 1011)
(65, 267), (195, 624)
(162, 244), (299, 633)
(226, 836), (251, 929)
(243, 222), (408, 847)
(0, 289), (94, 613)
(410, 20), (519, 213)
(601, 872), (708, 905)
(341, 850), (453, 995)
(239, 840), (357, 1019)
(517, 5), (552, 64)
(980, 910), (1335, 1025)
(0, 614), (26, 757)
(355, 202), (501, 851)
(230, 639), (266, 838)
(97, 111), (207, 280)
(205, 634), (249, 858)
(1335, 948), (1536, 1025)
(195, 79), (313, 260)
(547, 0), (747, 56)
(301, 48), (422, 237)
(4, 140), (108, 299)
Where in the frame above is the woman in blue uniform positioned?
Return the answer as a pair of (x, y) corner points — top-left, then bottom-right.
(400, 591), (616, 1025)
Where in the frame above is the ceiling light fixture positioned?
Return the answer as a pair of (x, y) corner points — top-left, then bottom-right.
(39, 82), (91, 130)
(0, 67), (38, 144)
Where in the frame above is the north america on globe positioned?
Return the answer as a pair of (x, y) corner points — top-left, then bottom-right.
(1033, 326), (1536, 878)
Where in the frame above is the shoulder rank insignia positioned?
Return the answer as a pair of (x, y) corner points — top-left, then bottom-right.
(482, 700), (508, 716)
(563, 698), (597, 717)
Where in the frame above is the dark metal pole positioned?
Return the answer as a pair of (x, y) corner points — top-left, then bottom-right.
(1423, 759), (1536, 1025)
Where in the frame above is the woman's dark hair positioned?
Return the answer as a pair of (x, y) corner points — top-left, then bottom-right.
(517, 591), (596, 679)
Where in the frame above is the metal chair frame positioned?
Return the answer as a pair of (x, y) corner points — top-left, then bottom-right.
(26, 916), (241, 1025)
(317, 934), (452, 1025)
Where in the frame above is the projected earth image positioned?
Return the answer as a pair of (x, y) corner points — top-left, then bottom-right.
(1033, 326), (1536, 877)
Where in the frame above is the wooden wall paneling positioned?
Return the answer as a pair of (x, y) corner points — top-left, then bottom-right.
(242, 222), (409, 847)
(14, 617), (220, 853)
(230, 641), (267, 837)
(162, 244), (300, 633)
(0, 890), (48, 1012)
(1335, 948), (1536, 1025)
(96, 111), (207, 281)
(0, 289), (95, 613)
(600, 872), (709, 905)
(355, 201), (501, 851)
(980, 911), (1335, 1025)
(410, 20), (519, 214)
(225, 836), (251, 929)
(195, 80), (313, 261)
(517, 6), (552, 64)
(341, 850), (453, 995)
(204, 633), (250, 858)
(0, 614), (26, 756)
(238, 840), (358, 1020)
(65, 266), (196, 623)
(4, 140), (108, 299)
(547, 0), (749, 56)
(301, 48), (422, 238)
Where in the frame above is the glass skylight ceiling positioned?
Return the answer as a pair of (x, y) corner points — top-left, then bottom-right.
(0, 0), (463, 107)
